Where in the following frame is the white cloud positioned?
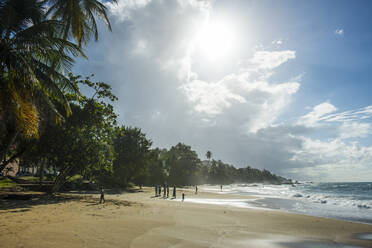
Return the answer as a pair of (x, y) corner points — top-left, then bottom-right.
(181, 79), (246, 115)
(288, 102), (372, 180)
(297, 103), (372, 140)
(297, 102), (337, 127)
(177, 0), (211, 10)
(334, 28), (344, 36)
(250, 50), (295, 70)
(132, 39), (148, 54)
(106, 0), (152, 21)
(323, 106), (372, 123)
(290, 137), (372, 181)
(182, 50), (300, 132)
(339, 122), (372, 139)
(78, 0), (372, 182)
(272, 39), (283, 45)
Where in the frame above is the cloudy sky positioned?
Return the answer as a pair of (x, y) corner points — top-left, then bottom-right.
(75, 0), (372, 182)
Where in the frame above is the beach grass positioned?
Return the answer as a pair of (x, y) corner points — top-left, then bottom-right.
(0, 177), (17, 188)
(18, 176), (40, 181)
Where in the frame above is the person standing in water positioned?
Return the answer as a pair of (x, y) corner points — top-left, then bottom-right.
(220, 185), (223, 191)
(195, 185), (198, 194)
(99, 186), (105, 204)
(182, 193), (185, 202)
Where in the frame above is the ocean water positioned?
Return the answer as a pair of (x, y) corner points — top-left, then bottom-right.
(197, 182), (372, 224)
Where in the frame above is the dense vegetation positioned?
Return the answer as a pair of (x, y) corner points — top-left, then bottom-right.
(0, 0), (290, 192)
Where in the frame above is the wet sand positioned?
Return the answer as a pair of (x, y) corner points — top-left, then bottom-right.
(0, 187), (371, 248)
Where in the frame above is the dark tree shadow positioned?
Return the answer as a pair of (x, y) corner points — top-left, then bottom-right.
(66, 187), (143, 196)
(0, 192), (137, 214)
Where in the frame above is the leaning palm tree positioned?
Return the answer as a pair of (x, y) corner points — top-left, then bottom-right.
(0, 0), (84, 170)
(45, 0), (117, 47)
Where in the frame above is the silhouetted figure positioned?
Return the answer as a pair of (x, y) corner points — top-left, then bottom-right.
(220, 185), (223, 191)
(99, 186), (105, 204)
(172, 185), (176, 198)
(195, 185), (198, 194)
(159, 185), (162, 196)
(163, 184), (166, 198)
(182, 193), (185, 202)
(166, 185), (170, 198)
(155, 185), (158, 196)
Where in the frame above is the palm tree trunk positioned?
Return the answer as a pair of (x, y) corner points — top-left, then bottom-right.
(51, 165), (73, 193)
(39, 159), (45, 184)
(0, 130), (18, 173)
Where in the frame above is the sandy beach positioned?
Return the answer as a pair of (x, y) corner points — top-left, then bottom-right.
(1, 187), (372, 248)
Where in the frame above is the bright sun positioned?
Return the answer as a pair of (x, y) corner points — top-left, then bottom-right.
(194, 18), (237, 60)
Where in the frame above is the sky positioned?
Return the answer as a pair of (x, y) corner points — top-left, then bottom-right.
(74, 0), (372, 182)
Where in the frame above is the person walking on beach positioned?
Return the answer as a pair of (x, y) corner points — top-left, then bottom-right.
(166, 185), (170, 198)
(182, 193), (185, 202)
(163, 184), (166, 198)
(159, 184), (162, 196)
(195, 185), (198, 194)
(99, 186), (105, 204)
(155, 184), (158, 196)
(220, 185), (223, 191)
(172, 185), (176, 198)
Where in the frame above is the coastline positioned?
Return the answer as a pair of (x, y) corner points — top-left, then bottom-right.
(197, 183), (372, 225)
(1, 187), (372, 248)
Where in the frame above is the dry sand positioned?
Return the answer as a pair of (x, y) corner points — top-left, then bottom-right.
(0, 187), (372, 248)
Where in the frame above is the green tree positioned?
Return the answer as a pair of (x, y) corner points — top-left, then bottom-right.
(206, 150), (212, 161)
(21, 75), (118, 192)
(166, 143), (201, 185)
(113, 126), (152, 187)
(45, 0), (117, 47)
(0, 0), (83, 172)
(144, 148), (168, 185)
(0, 0), (117, 175)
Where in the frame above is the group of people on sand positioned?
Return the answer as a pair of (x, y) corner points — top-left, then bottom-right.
(154, 184), (201, 202)
(155, 183), (177, 199)
(99, 184), (220, 204)
(154, 183), (192, 202)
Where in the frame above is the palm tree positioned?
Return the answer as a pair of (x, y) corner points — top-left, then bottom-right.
(206, 151), (212, 161)
(0, 0), (83, 170)
(45, 0), (117, 47)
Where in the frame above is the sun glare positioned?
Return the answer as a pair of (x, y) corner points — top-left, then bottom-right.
(194, 18), (237, 60)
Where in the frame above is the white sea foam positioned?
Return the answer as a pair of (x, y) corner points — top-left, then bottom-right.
(185, 198), (261, 209)
(197, 183), (372, 224)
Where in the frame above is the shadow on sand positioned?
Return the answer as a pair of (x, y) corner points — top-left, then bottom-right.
(0, 193), (80, 214)
(67, 188), (143, 195)
(278, 240), (365, 248)
(0, 192), (137, 214)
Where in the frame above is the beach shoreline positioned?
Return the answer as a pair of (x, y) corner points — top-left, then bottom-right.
(1, 187), (372, 248)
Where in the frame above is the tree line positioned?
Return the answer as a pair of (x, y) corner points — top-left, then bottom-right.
(0, 0), (291, 192)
